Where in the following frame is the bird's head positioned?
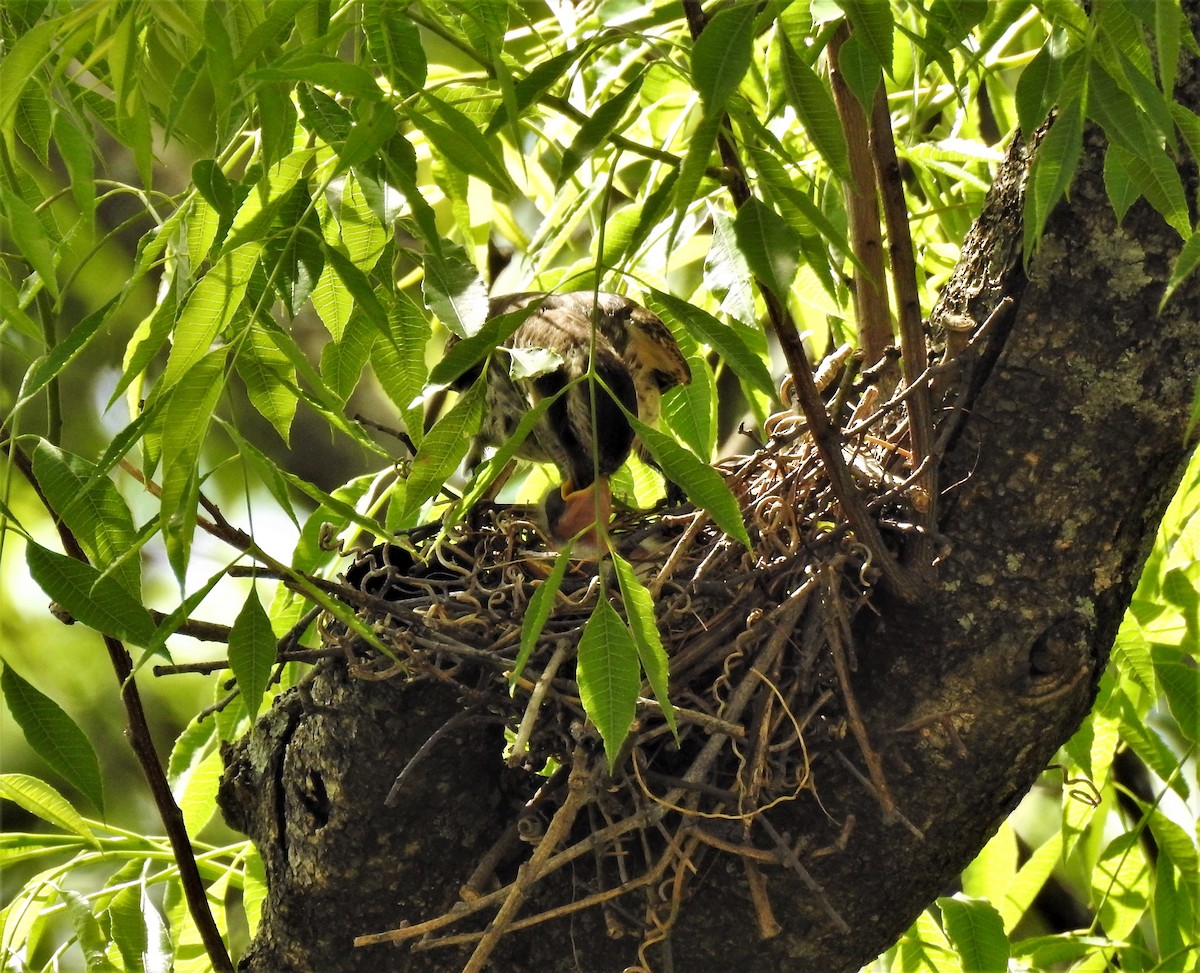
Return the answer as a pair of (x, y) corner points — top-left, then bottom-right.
(542, 476), (614, 551)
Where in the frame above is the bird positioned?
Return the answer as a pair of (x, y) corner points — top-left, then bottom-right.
(454, 291), (691, 545)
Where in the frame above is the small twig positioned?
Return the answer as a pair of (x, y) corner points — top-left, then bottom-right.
(458, 743), (592, 973)
(757, 816), (851, 934)
(147, 609), (231, 643)
(824, 568), (897, 821)
(386, 709), (497, 805)
(508, 639), (571, 764)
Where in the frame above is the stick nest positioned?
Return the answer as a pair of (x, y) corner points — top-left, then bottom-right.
(326, 396), (923, 966)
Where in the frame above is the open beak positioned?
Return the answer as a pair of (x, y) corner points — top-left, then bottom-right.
(547, 477), (613, 547)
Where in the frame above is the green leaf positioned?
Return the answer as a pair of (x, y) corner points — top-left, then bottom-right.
(732, 197), (803, 304)
(645, 291), (774, 399)
(612, 553), (676, 739)
(235, 320), (298, 443)
(557, 73), (646, 188)
(842, 0), (894, 77)
(411, 94), (516, 194)
(177, 738), (224, 837)
(691, 3), (757, 113)
(0, 773), (97, 844)
(429, 302), (536, 386)
(1025, 95), (1085, 258)
(18, 296), (119, 409)
(1103, 144), (1140, 225)
(0, 18), (57, 134)
(320, 311), (376, 404)
(836, 30), (882, 113)
(64, 889), (122, 973)
(364, 1), (427, 94)
(106, 886), (150, 973)
(777, 36), (851, 182)
(1017, 44), (1056, 136)
(937, 895), (1009, 973)
(228, 588), (277, 720)
(0, 664), (105, 815)
(250, 54), (382, 102)
(158, 349), (228, 585)
(1161, 230), (1200, 311)
(629, 417), (750, 548)
(31, 441), (141, 598)
(162, 245), (259, 391)
(1093, 832), (1151, 941)
(577, 596), (640, 770)
(512, 548), (572, 686)
(24, 542), (156, 648)
(52, 110), (97, 226)
(0, 185), (59, 299)
(486, 45), (586, 136)
(400, 376), (487, 525)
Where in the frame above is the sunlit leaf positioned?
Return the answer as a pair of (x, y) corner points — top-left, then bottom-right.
(577, 596), (640, 770)
(0, 773), (97, 844)
(938, 895), (1009, 973)
(24, 542), (156, 649)
(612, 553), (676, 739)
(512, 548), (572, 686)
(0, 665), (105, 815)
(691, 3), (756, 113)
(228, 588), (277, 720)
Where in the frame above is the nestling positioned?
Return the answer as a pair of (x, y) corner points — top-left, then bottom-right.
(456, 291), (691, 545)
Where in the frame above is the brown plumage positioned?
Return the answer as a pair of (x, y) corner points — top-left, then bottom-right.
(458, 291), (690, 543)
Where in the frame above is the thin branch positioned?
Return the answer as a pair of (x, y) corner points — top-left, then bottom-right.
(869, 85), (937, 578)
(5, 440), (234, 973)
(829, 24), (893, 371)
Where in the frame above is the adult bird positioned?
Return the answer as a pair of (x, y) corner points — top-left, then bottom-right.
(456, 291), (691, 544)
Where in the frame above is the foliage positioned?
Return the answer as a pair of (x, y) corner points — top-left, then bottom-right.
(0, 0), (1197, 970)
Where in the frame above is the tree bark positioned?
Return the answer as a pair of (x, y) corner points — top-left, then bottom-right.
(219, 16), (1200, 972)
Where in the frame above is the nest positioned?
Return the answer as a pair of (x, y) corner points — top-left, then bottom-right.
(330, 392), (923, 968)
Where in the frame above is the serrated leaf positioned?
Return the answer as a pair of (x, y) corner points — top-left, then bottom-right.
(1161, 230), (1200, 310)
(177, 739), (224, 838)
(31, 441), (141, 598)
(162, 245), (259, 390)
(235, 321), (298, 443)
(52, 110), (96, 226)
(25, 542), (156, 648)
(0, 18), (57, 134)
(0, 185), (59, 299)
(512, 548), (572, 686)
(937, 895), (1009, 973)
(691, 3), (757, 112)
(0, 773), (97, 844)
(557, 73), (646, 188)
(842, 0), (893, 77)
(228, 588), (277, 721)
(320, 311), (376, 404)
(401, 377), (486, 524)
(364, 2), (427, 93)
(486, 45), (585, 136)
(411, 93), (515, 194)
(646, 290), (774, 400)
(250, 54), (382, 101)
(64, 889), (122, 973)
(106, 886), (149, 973)
(1016, 44), (1060, 139)
(778, 36), (851, 182)
(1025, 95), (1084, 258)
(629, 417), (750, 548)
(612, 553), (676, 739)
(733, 197), (803, 304)
(836, 30), (882, 113)
(158, 349), (227, 586)
(0, 665), (105, 814)
(577, 597), (640, 770)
